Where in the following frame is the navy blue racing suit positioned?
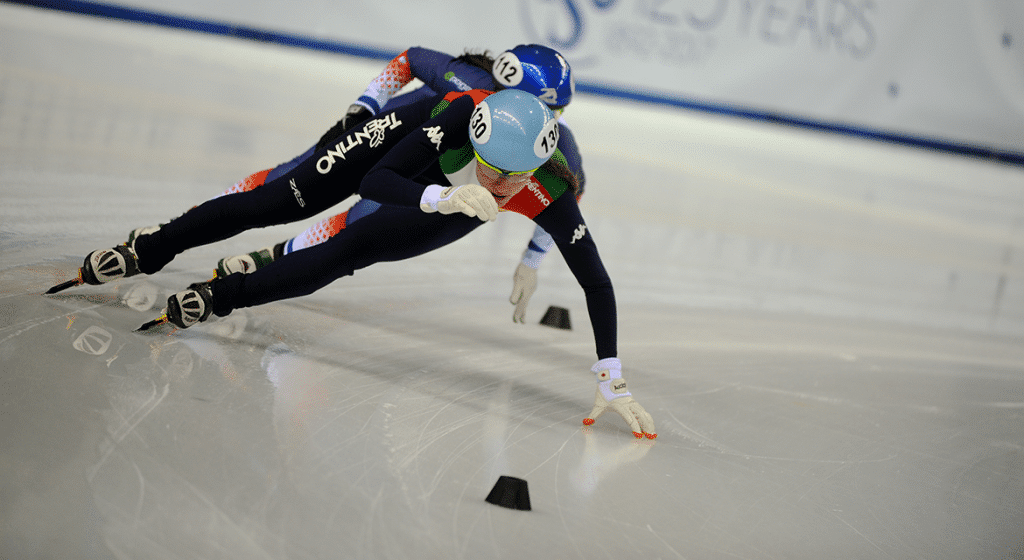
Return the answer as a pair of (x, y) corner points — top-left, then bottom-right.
(211, 91), (617, 359)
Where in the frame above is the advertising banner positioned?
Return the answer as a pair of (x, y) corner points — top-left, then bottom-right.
(11, 0), (1024, 160)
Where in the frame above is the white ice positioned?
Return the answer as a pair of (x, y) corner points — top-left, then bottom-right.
(2, 4), (1023, 559)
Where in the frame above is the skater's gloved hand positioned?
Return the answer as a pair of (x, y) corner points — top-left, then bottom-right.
(583, 358), (657, 439)
(315, 104), (372, 151)
(420, 184), (498, 222)
(509, 263), (537, 323)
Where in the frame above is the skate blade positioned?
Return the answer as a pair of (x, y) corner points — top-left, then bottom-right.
(136, 313), (171, 332)
(45, 271), (85, 294)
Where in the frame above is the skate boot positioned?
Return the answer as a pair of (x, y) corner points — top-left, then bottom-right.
(166, 281), (215, 329)
(215, 241), (284, 277)
(80, 225), (161, 285)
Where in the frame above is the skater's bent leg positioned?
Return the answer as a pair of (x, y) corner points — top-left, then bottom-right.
(134, 155), (361, 274)
(210, 206), (482, 316)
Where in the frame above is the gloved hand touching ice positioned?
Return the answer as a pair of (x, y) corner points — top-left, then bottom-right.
(583, 357), (657, 439)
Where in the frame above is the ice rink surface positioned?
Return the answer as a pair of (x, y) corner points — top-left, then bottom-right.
(2, 4), (1024, 559)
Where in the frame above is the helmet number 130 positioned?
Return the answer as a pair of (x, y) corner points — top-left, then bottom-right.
(535, 119), (559, 159)
(470, 102), (491, 144)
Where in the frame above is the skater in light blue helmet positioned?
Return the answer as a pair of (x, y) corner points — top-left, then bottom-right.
(164, 88), (656, 439)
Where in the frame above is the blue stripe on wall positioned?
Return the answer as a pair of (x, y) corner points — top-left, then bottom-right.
(5, 0), (1022, 167)
(4, 0), (402, 60)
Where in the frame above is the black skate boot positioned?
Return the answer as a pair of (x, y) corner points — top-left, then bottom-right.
(48, 225), (161, 294)
(215, 241), (285, 278)
(80, 225), (161, 285)
(165, 282), (215, 329)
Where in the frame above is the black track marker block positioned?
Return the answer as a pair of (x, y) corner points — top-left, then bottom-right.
(485, 476), (531, 511)
(539, 305), (571, 330)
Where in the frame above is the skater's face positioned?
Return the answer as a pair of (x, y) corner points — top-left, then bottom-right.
(474, 155), (535, 207)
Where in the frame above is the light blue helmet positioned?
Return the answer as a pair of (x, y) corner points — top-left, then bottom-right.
(470, 89), (560, 173)
(492, 44), (574, 110)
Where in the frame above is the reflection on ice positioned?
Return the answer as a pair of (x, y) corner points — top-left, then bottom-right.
(571, 427), (654, 496)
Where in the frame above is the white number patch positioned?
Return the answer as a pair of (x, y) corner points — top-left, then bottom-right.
(533, 117), (559, 159)
(470, 101), (492, 144)
(492, 51), (524, 87)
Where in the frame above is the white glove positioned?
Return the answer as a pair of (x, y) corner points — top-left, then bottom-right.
(420, 184), (498, 222)
(582, 358), (657, 439)
(509, 263), (537, 323)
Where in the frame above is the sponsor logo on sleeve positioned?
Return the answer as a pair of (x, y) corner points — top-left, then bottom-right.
(570, 224), (587, 244)
(444, 71), (472, 91)
(526, 181), (551, 207)
(423, 126), (444, 151)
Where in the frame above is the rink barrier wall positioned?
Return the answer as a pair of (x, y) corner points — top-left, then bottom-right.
(5, 0), (1024, 167)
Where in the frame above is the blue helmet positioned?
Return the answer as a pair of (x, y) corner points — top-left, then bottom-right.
(470, 89), (560, 173)
(492, 44), (574, 110)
